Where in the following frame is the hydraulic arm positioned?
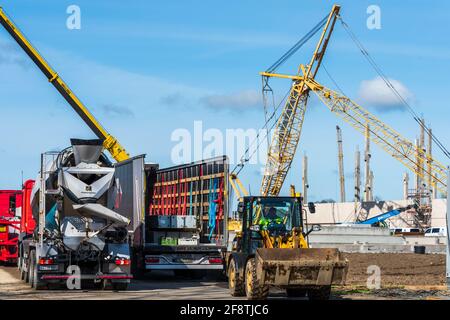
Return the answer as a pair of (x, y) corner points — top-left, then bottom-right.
(0, 7), (129, 162)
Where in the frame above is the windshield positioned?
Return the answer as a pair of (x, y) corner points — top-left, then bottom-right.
(252, 198), (301, 232)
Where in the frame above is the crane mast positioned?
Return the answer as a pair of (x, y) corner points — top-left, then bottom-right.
(336, 126), (346, 202)
(0, 7), (130, 162)
(260, 5), (340, 196)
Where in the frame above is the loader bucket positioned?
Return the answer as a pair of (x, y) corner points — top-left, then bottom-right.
(255, 248), (348, 287)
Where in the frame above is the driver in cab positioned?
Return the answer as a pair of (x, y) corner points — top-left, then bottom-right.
(259, 207), (284, 232)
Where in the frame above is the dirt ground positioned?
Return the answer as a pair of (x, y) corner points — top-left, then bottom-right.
(343, 252), (446, 287)
(0, 252), (448, 300)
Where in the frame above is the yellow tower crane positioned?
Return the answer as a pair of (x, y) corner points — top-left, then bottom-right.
(260, 4), (448, 197)
(0, 7), (130, 162)
(260, 5), (341, 196)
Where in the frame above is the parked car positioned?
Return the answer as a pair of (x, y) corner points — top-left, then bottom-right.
(391, 228), (423, 236)
(424, 227), (446, 237)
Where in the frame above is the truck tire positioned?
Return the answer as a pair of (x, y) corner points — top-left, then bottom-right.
(286, 288), (307, 298)
(308, 286), (331, 300)
(20, 258), (27, 281)
(30, 250), (47, 290)
(24, 260), (30, 283)
(27, 251), (35, 286)
(174, 270), (205, 279)
(112, 282), (129, 291)
(244, 258), (269, 300)
(228, 258), (245, 297)
(131, 251), (145, 280)
(17, 246), (22, 271)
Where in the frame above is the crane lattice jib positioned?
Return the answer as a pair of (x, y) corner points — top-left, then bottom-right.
(310, 84), (448, 194)
(260, 84), (309, 196)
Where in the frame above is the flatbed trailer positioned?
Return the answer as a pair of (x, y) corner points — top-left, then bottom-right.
(118, 156), (229, 277)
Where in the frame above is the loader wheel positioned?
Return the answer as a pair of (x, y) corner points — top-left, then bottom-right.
(308, 286), (331, 300)
(244, 258), (269, 300)
(228, 258), (245, 297)
(286, 288), (307, 298)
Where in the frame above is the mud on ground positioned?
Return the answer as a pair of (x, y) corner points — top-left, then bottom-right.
(342, 252), (445, 287)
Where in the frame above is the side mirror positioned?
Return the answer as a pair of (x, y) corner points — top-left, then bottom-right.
(305, 224), (321, 236)
(308, 202), (316, 214)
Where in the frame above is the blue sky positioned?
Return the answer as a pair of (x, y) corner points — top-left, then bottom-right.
(0, 0), (449, 202)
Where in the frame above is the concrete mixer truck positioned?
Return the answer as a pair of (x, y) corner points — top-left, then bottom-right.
(18, 139), (133, 290)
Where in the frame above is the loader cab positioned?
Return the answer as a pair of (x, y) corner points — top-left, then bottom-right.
(237, 196), (303, 254)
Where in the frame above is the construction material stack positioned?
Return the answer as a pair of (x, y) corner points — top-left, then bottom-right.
(137, 156), (228, 276)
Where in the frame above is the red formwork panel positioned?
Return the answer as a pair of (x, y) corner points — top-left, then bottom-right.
(0, 189), (22, 263)
(147, 156), (228, 242)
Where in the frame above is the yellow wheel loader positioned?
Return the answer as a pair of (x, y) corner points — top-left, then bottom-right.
(226, 196), (348, 300)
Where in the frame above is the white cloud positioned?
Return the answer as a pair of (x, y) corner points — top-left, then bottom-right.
(200, 90), (261, 111)
(358, 77), (413, 112)
(0, 40), (30, 68)
(99, 104), (134, 118)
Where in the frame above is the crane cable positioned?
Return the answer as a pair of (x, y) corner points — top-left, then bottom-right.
(338, 16), (450, 160)
(231, 88), (291, 176)
(231, 13), (331, 176)
(266, 14), (329, 73)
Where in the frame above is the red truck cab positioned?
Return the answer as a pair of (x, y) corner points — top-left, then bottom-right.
(0, 189), (22, 264)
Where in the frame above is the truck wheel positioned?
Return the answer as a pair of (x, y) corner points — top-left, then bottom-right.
(190, 270), (206, 280)
(17, 246), (22, 271)
(308, 286), (331, 300)
(24, 260), (30, 283)
(30, 251), (47, 290)
(174, 270), (190, 278)
(228, 258), (245, 297)
(131, 252), (145, 280)
(27, 251), (35, 286)
(20, 258), (27, 281)
(244, 258), (269, 300)
(112, 282), (128, 291)
(286, 288), (307, 298)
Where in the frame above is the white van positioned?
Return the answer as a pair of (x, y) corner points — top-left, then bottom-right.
(391, 228), (422, 235)
(424, 227), (446, 237)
